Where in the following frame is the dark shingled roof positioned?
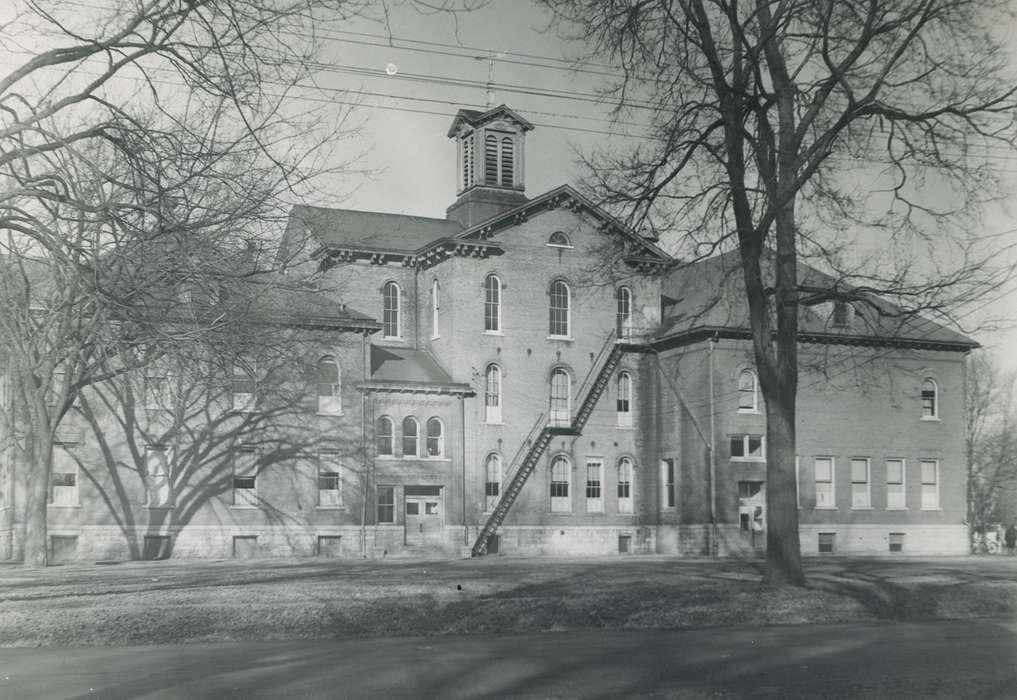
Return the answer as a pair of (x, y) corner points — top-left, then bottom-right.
(244, 275), (378, 330)
(658, 250), (978, 350)
(369, 346), (460, 385)
(288, 205), (464, 255)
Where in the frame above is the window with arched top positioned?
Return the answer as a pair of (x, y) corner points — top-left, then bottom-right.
(485, 453), (502, 511)
(426, 417), (444, 457)
(616, 286), (632, 339)
(484, 134), (499, 185)
(431, 279), (440, 339)
(549, 280), (570, 337)
(316, 356), (341, 414)
(617, 371), (633, 427)
(549, 367), (571, 426)
(548, 231), (571, 248)
(921, 378), (938, 419)
(376, 416), (394, 456)
(550, 454), (571, 512)
(382, 282), (401, 338)
(618, 457), (634, 513)
(484, 364), (502, 423)
(737, 370), (758, 413)
(401, 416), (419, 457)
(484, 274), (501, 332)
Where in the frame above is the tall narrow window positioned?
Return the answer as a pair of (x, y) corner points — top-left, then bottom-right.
(383, 282), (400, 338)
(461, 133), (474, 190)
(377, 486), (395, 523)
(616, 371), (633, 427)
(737, 370), (758, 412)
(484, 134), (499, 184)
(886, 459), (906, 509)
(661, 458), (675, 509)
(586, 460), (603, 512)
(618, 458), (633, 513)
(402, 417), (419, 457)
(549, 280), (570, 337)
(426, 418), (444, 457)
(145, 373), (170, 410)
(376, 416), (394, 456)
(485, 453), (502, 512)
(318, 452), (342, 508)
(50, 444), (78, 506)
(549, 367), (571, 426)
(231, 356), (256, 412)
(232, 447), (258, 507)
(616, 286), (632, 339)
(815, 457), (835, 508)
(921, 379), (938, 419)
(316, 356), (341, 415)
(145, 445), (172, 507)
(850, 458), (871, 508)
(832, 300), (850, 327)
(431, 279), (440, 339)
(484, 364), (502, 423)
(484, 274), (501, 332)
(550, 455), (571, 512)
(500, 137), (514, 185)
(921, 460), (940, 509)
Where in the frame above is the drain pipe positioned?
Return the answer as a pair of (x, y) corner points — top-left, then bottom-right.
(709, 334), (718, 558)
(460, 393), (468, 547)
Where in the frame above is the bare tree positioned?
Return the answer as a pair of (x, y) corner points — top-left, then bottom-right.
(966, 351), (1017, 536)
(539, 0), (1017, 584)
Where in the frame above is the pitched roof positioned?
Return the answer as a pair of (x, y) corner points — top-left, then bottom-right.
(363, 346), (473, 394)
(287, 205), (464, 255)
(446, 104), (535, 137)
(657, 250), (978, 351)
(242, 275), (379, 331)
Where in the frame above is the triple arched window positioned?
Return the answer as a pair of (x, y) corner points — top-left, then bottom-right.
(382, 281), (401, 338)
(316, 356), (341, 415)
(377, 415), (446, 458)
(737, 370), (758, 413)
(484, 274), (501, 332)
(549, 280), (571, 337)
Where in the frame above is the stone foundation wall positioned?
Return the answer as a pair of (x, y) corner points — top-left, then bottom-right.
(798, 523), (968, 556)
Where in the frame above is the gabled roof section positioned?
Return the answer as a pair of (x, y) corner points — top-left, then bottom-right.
(243, 275), (380, 332)
(656, 250), (979, 352)
(446, 104), (535, 137)
(456, 184), (674, 273)
(288, 205), (464, 255)
(361, 346), (474, 395)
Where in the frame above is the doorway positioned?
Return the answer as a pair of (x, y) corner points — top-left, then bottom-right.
(404, 485), (443, 546)
(738, 481), (766, 553)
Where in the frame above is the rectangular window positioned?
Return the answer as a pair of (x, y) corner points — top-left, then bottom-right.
(317, 535), (342, 557)
(50, 444), (78, 506)
(585, 460), (603, 513)
(920, 460), (939, 509)
(886, 459), (906, 509)
(145, 445), (173, 507)
(145, 374), (170, 410)
(815, 457), (835, 509)
(661, 458), (675, 509)
(377, 486), (395, 523)
(889, 532), (905, 553)
(730, 435), (765, 461)
(850, 458), (870, 509)
(818, 532), (836, 554)
(231, 357), (256, 412)
(232, 448), (258, 507)
(317, 453), (342, 508)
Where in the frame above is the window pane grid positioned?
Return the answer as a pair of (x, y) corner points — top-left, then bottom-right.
(484, 275), (500, 332)
(549, 281), (569, 336)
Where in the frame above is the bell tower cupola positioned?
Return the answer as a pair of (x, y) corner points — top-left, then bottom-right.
(446, 105), (533, 227)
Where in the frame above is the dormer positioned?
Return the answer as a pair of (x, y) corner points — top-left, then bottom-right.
(446, 105), (533, 227)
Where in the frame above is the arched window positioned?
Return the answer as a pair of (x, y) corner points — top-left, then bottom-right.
(484, 134), (499, 185)
(549, 367), (571, 426)
(401, 416), (419, 457)
(485, 453), (502, 511)
(548, 231), (571, 248)
(921, 378), (938, 419)
(316, 356), (341, 415)
(431, 279), (440, 339)
(484, 274), (501, 332)
(549, 280), (570, 337)
(737, 370), (758, 412)
(500, 137), (514, 185)
(426, 417), (444, 457)
(485, 364), (502, 423)
(617, 371), (633, 427)
(618, 458), (634, 513)
(382, 282), (401, 338)
(616, 286), (632, 339)
(550, 455), (571, 512)
(376, 416), (394, 456)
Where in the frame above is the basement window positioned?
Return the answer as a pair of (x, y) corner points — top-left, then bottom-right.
(889, 533), (905, 553)
(818, 532), (836, 554)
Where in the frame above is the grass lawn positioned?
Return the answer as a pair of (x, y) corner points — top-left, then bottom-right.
(1, 555), (1016, 647)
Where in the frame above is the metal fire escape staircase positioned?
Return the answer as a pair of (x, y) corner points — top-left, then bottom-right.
(472, 330), (627, 556)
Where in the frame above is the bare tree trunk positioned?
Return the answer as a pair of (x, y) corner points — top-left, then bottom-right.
(22, 437), (52, 567)
(762, 382), (804, 586)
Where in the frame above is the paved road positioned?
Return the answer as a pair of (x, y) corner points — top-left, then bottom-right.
(2, 619), (1016, 699)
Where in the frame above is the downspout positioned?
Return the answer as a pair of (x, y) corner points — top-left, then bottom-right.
(460, 393), (468, 547)
(412, 269), (419, 351)
(709, 334), (718, 558)
(360, 331), (368, 558)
